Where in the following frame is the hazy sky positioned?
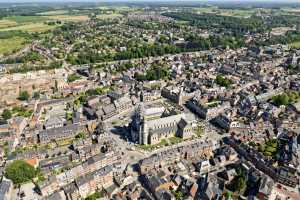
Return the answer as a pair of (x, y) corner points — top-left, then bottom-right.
(1, 0), (300, 3)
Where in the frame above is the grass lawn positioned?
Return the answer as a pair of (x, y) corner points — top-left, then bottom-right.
(46, 15), (89, 22)
(204, 101), (220, 108)
(136, 136), (188, 151)
(84, 190), (105, 200)
(0, 36), (26, 55)
(56, 138), (74, 146)
(169, 136), (183, 145)
(290, 41), (300, 48)
(0, 23), (56, 33)
(11, 106), (33, 118)
(137, 139), (169, 151)
(195, 125), (204, 138)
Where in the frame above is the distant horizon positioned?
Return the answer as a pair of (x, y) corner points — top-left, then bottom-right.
(1, 0), (300, 3)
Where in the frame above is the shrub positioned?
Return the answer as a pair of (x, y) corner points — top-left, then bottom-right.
(18, 91), (30, 101)
(1, 109), (12, 120)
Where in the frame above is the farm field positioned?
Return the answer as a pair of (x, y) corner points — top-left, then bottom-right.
(0, 19), (18, 29)
(0, 37), (26, 55)
(0, 14), (89, 33)
(96, 13), (123, 20)
(5, 16), (49, 24)
(0, 16), (52, 33)
(281, 8), (300, 13)
(46, 15), (89, 22)
(0, 23), (56, 33)
(176, 20), (190, 25)
(217, 9), (255, 18)
(193, 6), (218, 13)
(37, 10), (69, 16)
(97, 6), (131, 11)
(193, 7), (256, 18)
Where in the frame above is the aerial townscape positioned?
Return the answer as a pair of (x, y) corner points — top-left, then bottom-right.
(1, 0), (300, 199)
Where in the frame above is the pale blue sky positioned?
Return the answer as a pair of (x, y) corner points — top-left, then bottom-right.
(1, 0), (300, 3)
(88, 0), (300, 1)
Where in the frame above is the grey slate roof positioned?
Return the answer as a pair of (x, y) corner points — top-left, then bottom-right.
(103, 104), (116, 115)
(63, 182), (78, 194)
(46, 191), (66, 200)
(39, 124), (80, 143)
(75, 173), (93, 187)
(93, 165), (113, 177)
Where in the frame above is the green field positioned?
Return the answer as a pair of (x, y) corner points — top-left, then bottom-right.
(281, 7), (300, 13)
(46, 15), (89, 22)
(3, 14), (89, 24)
(218, 9), (254, 18)
(193, 7), (255, 18)
(0, 19), (18, 29)
(37, 10), (69, 16)
(0, 37), (26, 55)
(0, 16), (52, 33)
(5, 16), (49, 24)
(0, 14), (90, 33)
(0, 13), (91, 56)
(0, 23), (56, 33)
(98, 6), (132, 11)
(176, 20), (190, 25)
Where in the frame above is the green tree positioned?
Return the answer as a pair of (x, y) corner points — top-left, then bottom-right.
(135, 64), (169, 81)
(18, 91), (30, 101)
(215, 75), (232, 88)
(171, 190), (183, 200)
(226, 165), (247, 194)
(5, 160), (37, 185)
(67, 74), (81, 82)
(66, 112), (73, 121)
(224, 191), (232, 199)
(54, 80), (58, 93)
(33, 91), (40, 100)
(1, 109), (12, 120)
(84, 190), (104, 200)
(232, 174), (246, 194)
(272, 94), (290, 106)
(75, 132), (86, 139)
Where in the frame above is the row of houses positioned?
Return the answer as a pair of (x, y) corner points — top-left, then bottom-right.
(83, 95), (132, 121)
(186, 98), (231, 120)
(226, 137), (299, 188)
(44, 165), (114, 200)
(38, 150), (121, 197)
(139, 139), (219, 174)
